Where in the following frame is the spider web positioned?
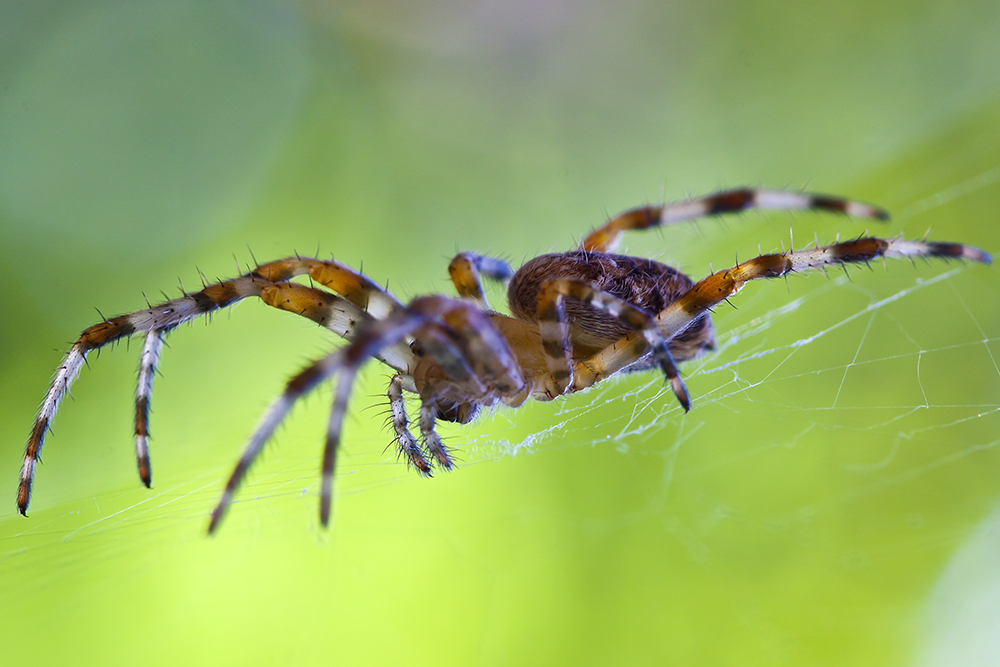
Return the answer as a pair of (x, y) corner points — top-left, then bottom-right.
(2, 172), (999, 665)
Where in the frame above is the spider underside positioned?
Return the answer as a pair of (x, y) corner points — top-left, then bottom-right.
(15, 187), (991, 532)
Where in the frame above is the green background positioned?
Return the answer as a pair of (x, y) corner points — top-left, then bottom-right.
(2, 1), (1000, 665)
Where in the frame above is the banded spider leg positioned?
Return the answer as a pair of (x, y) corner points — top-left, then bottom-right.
(574, 236), (992, 390)
(208, 295), (527, 532)
(581, 188), (890, 253)
(17, 257), (415, 515)
(536, 279), (690, 409)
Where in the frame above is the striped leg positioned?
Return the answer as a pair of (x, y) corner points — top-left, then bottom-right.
(406, 303), (526, 469)
(581, 189), (890, 253)
(134, 330), (163, 488)
(207, 349), (345, 534)
(418, 391), (454, 471)
(209, 300), (444, 533)
(258, 282), (413, 372)
(133, 282), (412, 491)
(448, 252), (515, 310)
(402, 323), (486, 474)
(252, 256), (405, 320)
(20, 274), (264, 514)
(383, 298), (523, 476)
(18, 257), (414, 515)
(387, 375), (430, 474)
(574, 236), (992, 389)
(537, 279), (690, 410)
(440, 304), (525, 396)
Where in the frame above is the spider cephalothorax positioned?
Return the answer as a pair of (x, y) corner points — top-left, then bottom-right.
(16, 188), (991, 532)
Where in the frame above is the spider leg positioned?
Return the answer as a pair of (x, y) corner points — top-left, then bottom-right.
(396, 323), (486, 474)
(417, 389), (454, 471)
(134, 330), (163, 488)
(405, 302), (528, 468)
(440, 304), (525, 396)
(448, 252), (514, 310)
(581, 189), (890, 253)
(18, 257), (415, 516)
(536, 279), (690, 409)
(574, 236), (992, 389)
(387, 374), (431, 474)
(208, 296), (461, 532)
(21, 275), (265, 514)
(130, 282), (412, 491)
(207, 349), (344, 534)
(415, 323), (487, 395)
(252, 256), (406, 319)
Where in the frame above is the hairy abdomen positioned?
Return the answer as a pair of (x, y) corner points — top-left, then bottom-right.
(507, 251), (715, 361)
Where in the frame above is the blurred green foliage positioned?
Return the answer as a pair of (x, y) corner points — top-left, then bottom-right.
(1, 1), (1000, 665)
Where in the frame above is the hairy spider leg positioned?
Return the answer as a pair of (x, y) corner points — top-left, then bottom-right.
(417, 388), (452, 471)
(319, 295), (532, 524)
(440, 304), (525, 396)
(208, 299), (452, 532)
(18, 258), (416, 515)
(207, 348), (345, 534)
(134, 330), (163, 487)
(448, 252), (515, 310)
(406, 299), (528, 470)
(574, 236), (992, 389)
(417, 304), (527, 469)
(251, 256), (405, 319)
(404, 323), (486, 472)
(387, 374), (428, 473)
(581, 188), (891, 253)
(21, 274), (266, 514)
(208, 293), (536, 531)
(536, 279), (689, 409)
(257, 281), (412, 372)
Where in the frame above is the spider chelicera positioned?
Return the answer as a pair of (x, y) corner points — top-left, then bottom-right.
(16, 188), (991, 532)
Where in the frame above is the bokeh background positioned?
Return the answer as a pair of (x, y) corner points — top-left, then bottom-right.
(2, 1), (1000, 665)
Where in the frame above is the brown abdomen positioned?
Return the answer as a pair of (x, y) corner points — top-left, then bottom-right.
(507, 251), (715, 361)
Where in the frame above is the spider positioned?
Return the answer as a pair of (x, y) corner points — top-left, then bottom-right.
(16, 188), (991, 533)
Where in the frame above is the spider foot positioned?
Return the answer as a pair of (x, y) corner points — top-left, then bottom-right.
(399, 441), (433, 476)
(669, 375), (691, 413)
(650, 346), (691, 412)
(424, 433), (456, 472)
(136, 442), (152, 489)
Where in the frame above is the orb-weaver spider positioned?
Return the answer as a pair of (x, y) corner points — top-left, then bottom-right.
(16, 187), (991, 532)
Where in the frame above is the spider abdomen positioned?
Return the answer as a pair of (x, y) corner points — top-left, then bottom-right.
(507, 251), (715, 362)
